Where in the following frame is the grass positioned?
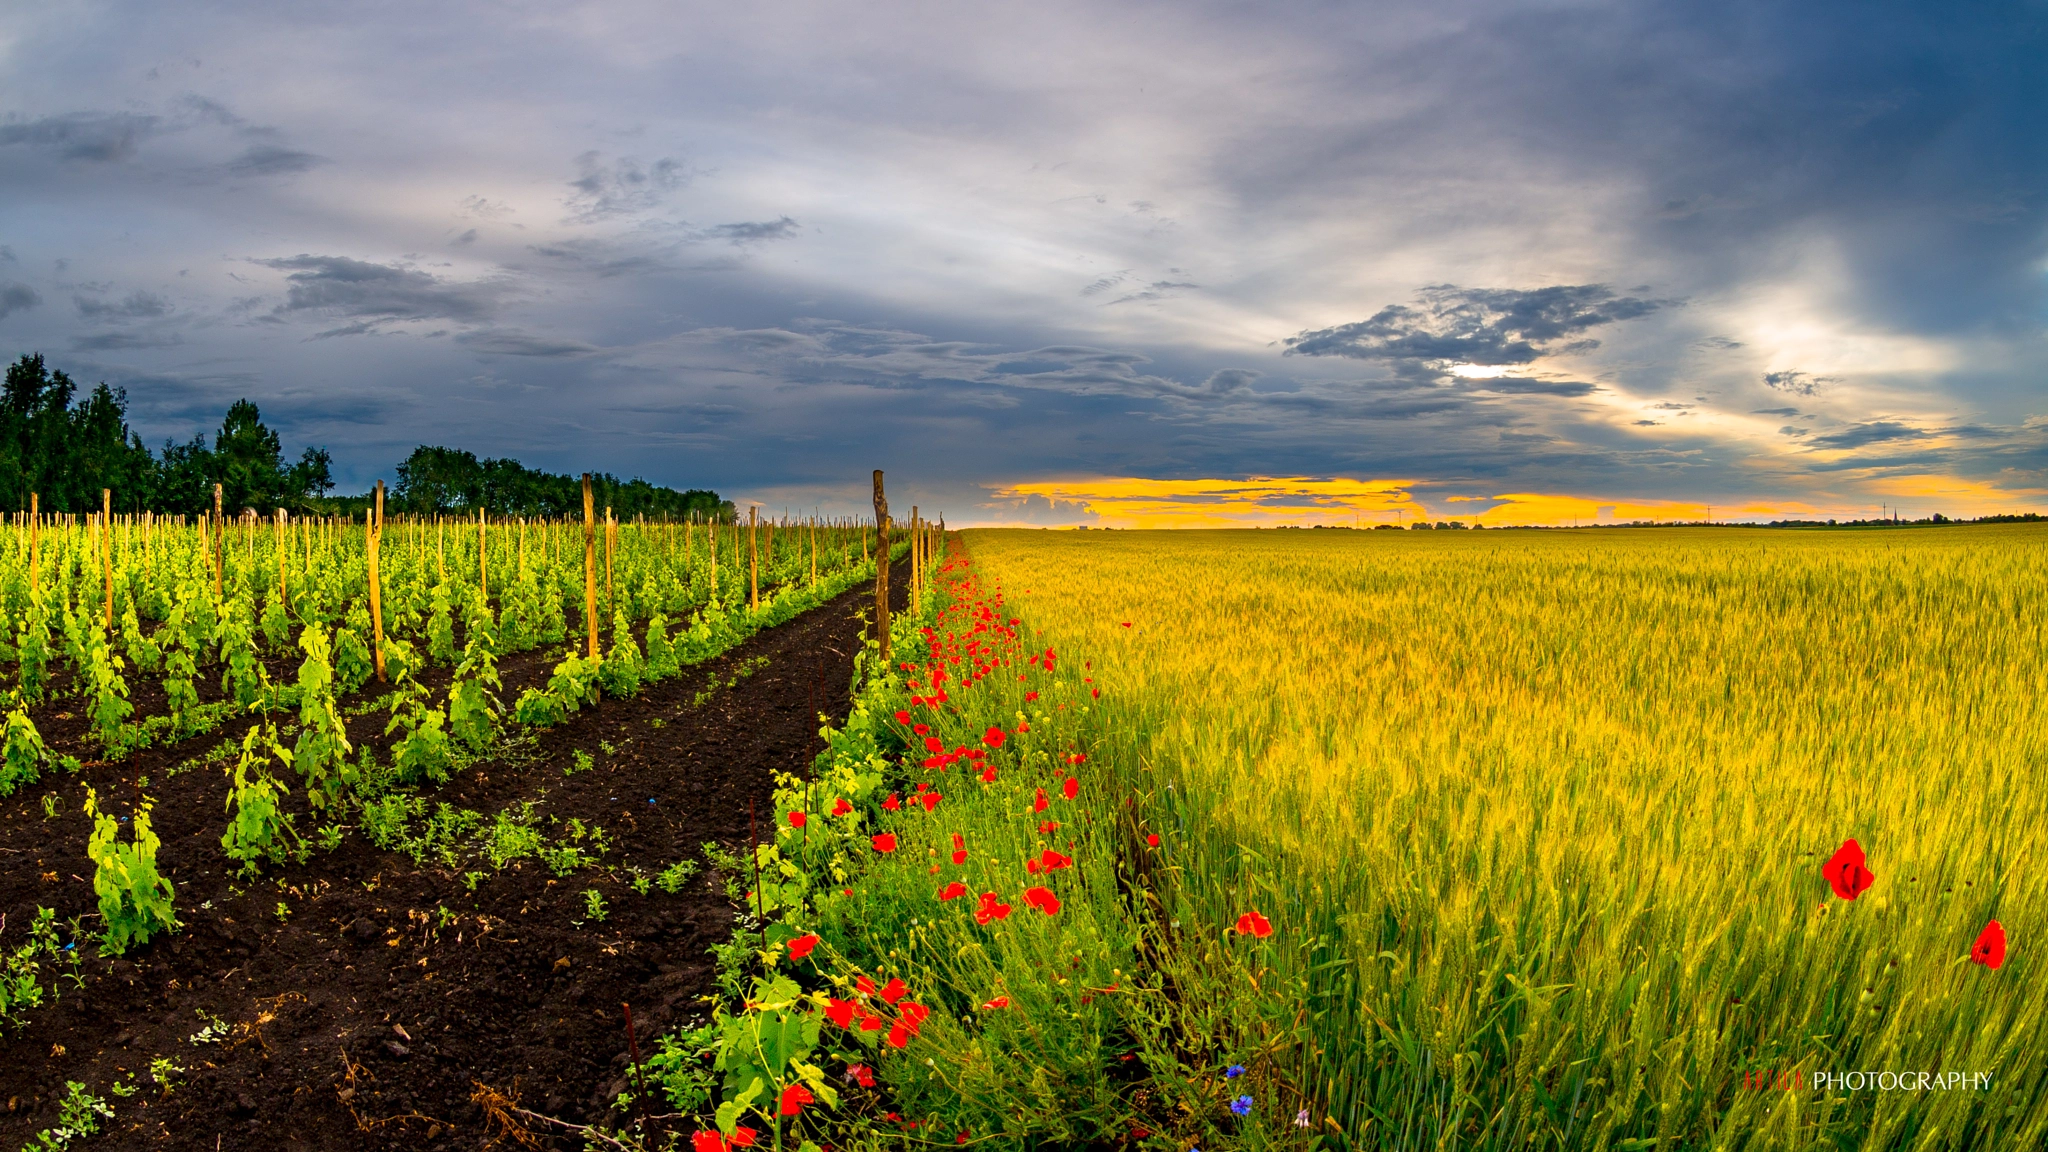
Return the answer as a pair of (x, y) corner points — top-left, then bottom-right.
(945, 525), (2048, 1150)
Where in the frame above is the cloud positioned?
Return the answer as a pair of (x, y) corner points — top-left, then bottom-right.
(566, 152), (688, 222)
(1807, 421), (1930, 450)
(225, 144), (323, 176)
(1751, 407), (1801, 416)
(255, 254), (510, 329)
(1285, 284), (1671, 367)
(455, 328), (602, 357)
(699, 217), (799, 244)
(75, 290), (171, 321)
(1762, 370), (1834, 397)
(0, 284), (41, 320)
(1475, 377), (1599, 397)
(0, 112), (161, 161)
(1106, 280), (1199, 305)
(72, 331), (183, 350)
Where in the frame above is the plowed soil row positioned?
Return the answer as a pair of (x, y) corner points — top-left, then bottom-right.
(0, 559), (907, 1151)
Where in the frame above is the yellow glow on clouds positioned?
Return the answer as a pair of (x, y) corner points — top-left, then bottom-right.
(989, 475), (2046, 528)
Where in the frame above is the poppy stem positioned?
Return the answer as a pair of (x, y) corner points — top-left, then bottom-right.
(622, 1001), (651, 1134)
(749, 795), (766, 952)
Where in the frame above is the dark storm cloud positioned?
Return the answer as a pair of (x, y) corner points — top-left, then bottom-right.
(1284, 285), (1669, 367)
(1763, 371), (1833, 396)
(1807, 421), (1930, 449)
(0, 284), (41, 320)
(1477, 378), (1601, 397)
(566, 153), (688, 222)
(700, 217), (800, 244)
(76, 290), (171, 321)
(0, 112), (161, 161)
(225, 144), (323, 176)
(456, 329), (603, 357)
(73, 331), (182, 350)
(255, 255), (510, 328)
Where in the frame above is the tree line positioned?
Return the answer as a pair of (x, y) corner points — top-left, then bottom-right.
(2, 353), (730, 520)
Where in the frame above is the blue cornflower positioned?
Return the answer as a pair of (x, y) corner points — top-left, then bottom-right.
(1229, 1095), (1252, 1117)
(1224, 1064), (1245, 1079)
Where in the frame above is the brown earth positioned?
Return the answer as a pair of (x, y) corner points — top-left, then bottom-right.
(0, 559), (907, 1151)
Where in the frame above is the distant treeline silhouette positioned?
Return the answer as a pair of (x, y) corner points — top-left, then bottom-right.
(2, 353), (728, 520)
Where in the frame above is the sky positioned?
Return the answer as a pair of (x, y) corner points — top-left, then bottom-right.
(2, 0), (2045, 526)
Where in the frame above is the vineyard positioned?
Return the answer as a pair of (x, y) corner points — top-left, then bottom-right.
(0, 478), (936, 1151)
(3, 512), (2043, 1151)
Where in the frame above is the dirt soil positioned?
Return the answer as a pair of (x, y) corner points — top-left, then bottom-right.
(0, 559), (908, 1151)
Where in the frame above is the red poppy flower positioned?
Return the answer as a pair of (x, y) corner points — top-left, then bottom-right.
(983, 726), (1006, 748)
(980, 765), (997, 784)
(914, 723), (929, 735)
(1092, 687), (1100, 698)
(692, 1132), (727, 1152)
(1025, 691), (1038, 702)
(786, 810), (807, 828)
(925, 736), (945, 753)
(1037, 820), (1059, 834)
(1023, 886), (1061, 915)
(872, 833), (898, 853)
(921, 793), (941, 812)
(1062, 777), (1079, 801)
(826, 998), (856, 1028)
(899, 1001), (930, 1034)
(856, 974), (878, 995)
(730, 1129), (756, 1149)
(980, 995), (1010, 1010)
(831, 798), (852, 816)
(858, 1011), (884, 1032)
(973, 892), (1012, 924)
(780, 1083), (814, 1116)
(1145, 833), (1160, 847)
(880, 977), (909, 1005)
(894, 710), (912, 724)
(1972, 920), (2007, 969)
(1040, 849), (1072, 871)
(1823, 839), (1875, 900)
(788, 934), (819, 959)
(939, 881), (967, 901)
(883, 793), (901, 811)
(1067, 753), (1086, 765)
(1235, 910), (1273, 938)
(848, 1063), (876, 1088)
(1034, 788), (1048, 813)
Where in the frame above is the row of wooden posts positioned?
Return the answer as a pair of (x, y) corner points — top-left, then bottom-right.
(13, 470), (941, 684)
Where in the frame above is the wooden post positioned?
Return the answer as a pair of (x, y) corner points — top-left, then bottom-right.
(478, 508), (488, 601)
(26, 492), (36, 593)
(102, 488), (114, 629)
(605, 507), (615, 622)
(369, 482), (387, 682)
(873, 471), (890, 662)
(749, 505), (759, 611)
(809, 517), (817, 585)
(275, 508), (287, 615)
(582, 475), (599, 659)
(709, 510), (718, 600)
(212, 483), (224, 598)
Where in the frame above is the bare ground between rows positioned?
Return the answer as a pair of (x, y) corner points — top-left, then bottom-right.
(0, 559), (909, 1152)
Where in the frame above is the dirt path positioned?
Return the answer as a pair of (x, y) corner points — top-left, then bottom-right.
(0, 559), (908, 1151)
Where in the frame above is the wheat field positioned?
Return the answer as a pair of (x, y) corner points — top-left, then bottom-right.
(961, 525), (2048, 1150)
